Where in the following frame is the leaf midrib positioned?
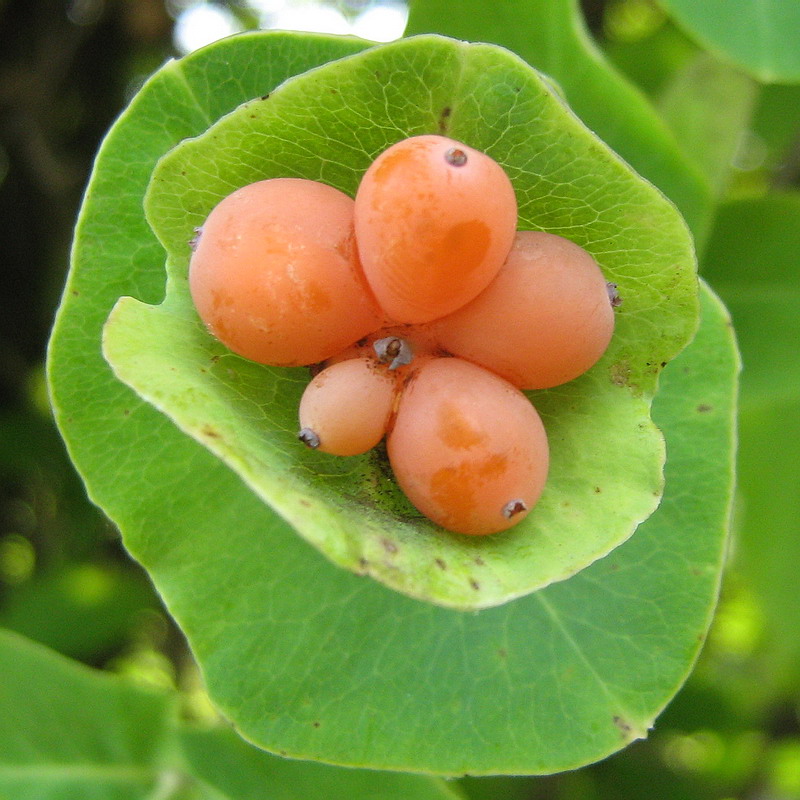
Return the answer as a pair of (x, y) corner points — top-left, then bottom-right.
(170, 60), (216, 129)
(534, 592), (645, 731)
(0, 761), (157, 784)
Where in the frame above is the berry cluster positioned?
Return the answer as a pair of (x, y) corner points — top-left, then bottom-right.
(188, 135), (618, 536)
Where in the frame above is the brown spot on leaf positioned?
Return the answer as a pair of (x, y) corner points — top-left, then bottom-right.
(469, 578), (480, 591)
(613, 715), (632, 735)
(438, 105), (452, 134)
(610, 361), (631, 387)
(382, 538), (398, 554)
(201, 425), (221, 439)
(697, 404), (712, 413)
(435, 558), (447, 570)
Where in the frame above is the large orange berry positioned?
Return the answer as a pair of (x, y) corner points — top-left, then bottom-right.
(387, 358), (549, 535)
(189, 178), (382, 366)
(432, 231), (616, 389)
(354, 135), (517, 324)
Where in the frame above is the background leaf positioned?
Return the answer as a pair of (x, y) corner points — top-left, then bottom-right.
(181, 726), (465, 800)
(0, 628), (176, 800)
(701, 192), (800, 688)
(0, 562), (156, 661)
(603, 11), (699, 99)
(658, 0), (800, 83)
(0, 628), (462, 800)
(658, 52), (757, 200)
(102, 34), (698, 609)
(405, 0), (713, 239)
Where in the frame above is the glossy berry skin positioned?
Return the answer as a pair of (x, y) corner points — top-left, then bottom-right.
(298, 358), (397, 456)
(431, 231), (615, 389)
(189, 178), (382, 367)
(354, 135), (517, 324)
(387, 358), (549, 535)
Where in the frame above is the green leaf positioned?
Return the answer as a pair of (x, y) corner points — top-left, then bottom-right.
(457, 775), (537, 800)
(0, 563), (156, 661)
(405, 0), (712, 239)
(168, 282), (733, 776)
(658, 0), (800, 83)
(603, 17), (700, 99)
(47, 30), (735, 775)
(180, 725), (465, 800)
(751, 84), (800, 180)
(0, 628), (464, 800)
(0, 628), (175, 800)
(702, 194), (800, 410)
(702, 193), (800, 681)
(658, 52), (758, 199)
(102, 34), (696, 610)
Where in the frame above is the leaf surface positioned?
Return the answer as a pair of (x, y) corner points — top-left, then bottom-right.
(0, 629), (463, 800)
(0, 629), (174, 800)
(104, 34), (697, 609)
(702, 193), (800, 681)
(146, 283), (735, 776)
(659, 0), (800, 83)
(658, 53), (757, 198)
(47, 31), (736, 774)
(180, 726), (465, 800)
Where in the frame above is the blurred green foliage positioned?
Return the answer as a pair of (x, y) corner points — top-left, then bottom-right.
(1, 0), (799, 797)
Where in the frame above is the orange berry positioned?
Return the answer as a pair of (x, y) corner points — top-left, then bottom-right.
(189, 178), (382, 366)
(387, 358), (549, 535)
(298, 357), (396, 456)
(354, 135), (517, 324)
(431, 231), (616, 389)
